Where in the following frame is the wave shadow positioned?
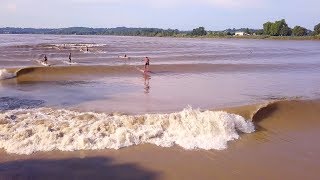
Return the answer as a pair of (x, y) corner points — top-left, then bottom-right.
(0, 156), (159, 180)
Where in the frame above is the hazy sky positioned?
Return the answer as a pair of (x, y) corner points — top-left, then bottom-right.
(0, 0), (319, 30)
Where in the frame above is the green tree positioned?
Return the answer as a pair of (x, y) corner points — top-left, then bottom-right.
(269, 19), (290, 36)
(191, 27), (207, 36)
(280, 26), (292, 36)
(263, 22), (273, 35)
(244, 28), (251, 35)
(270, 23), (279, 36)
(255, 29), (264, 35)
(314, 23), (320, 35)
(292, 26), (307, 36)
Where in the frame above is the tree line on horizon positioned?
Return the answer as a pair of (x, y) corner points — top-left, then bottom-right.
(192, 19), (319, 37)
(261, 19), (318, 36)
(0, 27), (181, 37)
(0, 19), (319, 38)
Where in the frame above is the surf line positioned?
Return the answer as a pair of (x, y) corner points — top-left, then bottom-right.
(62, 60), (78, 65)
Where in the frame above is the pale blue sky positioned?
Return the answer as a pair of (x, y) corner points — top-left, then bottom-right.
(0, 0), (319, 30)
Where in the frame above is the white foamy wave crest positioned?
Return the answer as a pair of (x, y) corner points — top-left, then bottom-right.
(0, 69), (16, 80)
(53, 43), (107, 48)
(0, 107), (254, 155)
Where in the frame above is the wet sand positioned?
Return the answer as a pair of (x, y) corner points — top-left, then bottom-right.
(1, 100), (319, 179)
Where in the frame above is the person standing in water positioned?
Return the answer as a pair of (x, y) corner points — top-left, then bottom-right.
(43, 55), (48, 63)
(142, 57), (150, 72)
(68, 53), (72, 63)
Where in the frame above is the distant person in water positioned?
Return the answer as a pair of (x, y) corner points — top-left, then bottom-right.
(69, 53), (72, 62)
(124, 54), (127, 58)
(143, 57), (150, 72)
(43, 55), (48, 63)
(86, 46), (89, 52)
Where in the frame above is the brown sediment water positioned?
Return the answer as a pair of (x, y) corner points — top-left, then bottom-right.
(1, 35), (320, 179)
(1, 62), (317, 84)
(10, 63), (320, 81)
(0, 100), (319, 179)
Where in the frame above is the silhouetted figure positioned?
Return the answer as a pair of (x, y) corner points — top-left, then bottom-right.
(69, 53), (72, 63)
(44, 55), (48, 63)
(142, 57), (150, 72)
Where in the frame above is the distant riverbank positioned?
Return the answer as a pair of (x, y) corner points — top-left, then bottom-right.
(2, 27), (320, 41)
(175, 34), (320, 40)
(1, 32), (320, 41)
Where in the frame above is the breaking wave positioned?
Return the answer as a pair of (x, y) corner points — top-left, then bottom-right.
(13, 63), (320, 82)
(0, 107), (254, 155)
(0, 69), (16, 80)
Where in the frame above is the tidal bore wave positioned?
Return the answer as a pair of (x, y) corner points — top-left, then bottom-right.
(0, 106), (254, 155)
(0, 98), (319, 155)
(1, 62), (319, 82)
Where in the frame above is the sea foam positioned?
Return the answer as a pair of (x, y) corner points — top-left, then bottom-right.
(0, 107), (255, 155)
(0, 69), (16, 80)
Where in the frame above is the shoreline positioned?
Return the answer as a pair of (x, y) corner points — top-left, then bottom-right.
(187, 35), (320, 41)
(1, 33), (320, 41)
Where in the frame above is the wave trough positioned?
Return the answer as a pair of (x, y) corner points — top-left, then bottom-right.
(0, 107), (254, 155)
